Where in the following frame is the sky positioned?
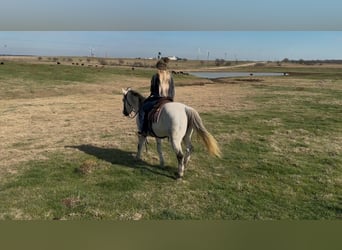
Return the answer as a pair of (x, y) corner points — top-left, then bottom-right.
(1, 31), (342, 61)
(1, 0), (342, 60)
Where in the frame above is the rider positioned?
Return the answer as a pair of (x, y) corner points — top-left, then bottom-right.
(138, 57), (175, 136)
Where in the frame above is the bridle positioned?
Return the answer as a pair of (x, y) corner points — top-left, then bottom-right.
(123, 92), (139, 119)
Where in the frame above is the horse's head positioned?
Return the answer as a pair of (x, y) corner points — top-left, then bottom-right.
(122, 87), (146, 117)
(122, 87), (134, 117)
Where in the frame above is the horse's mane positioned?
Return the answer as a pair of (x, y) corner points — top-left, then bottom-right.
(129, 89), (146, 102)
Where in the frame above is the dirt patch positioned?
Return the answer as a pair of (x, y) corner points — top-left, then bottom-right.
(176, 83), (254, 112)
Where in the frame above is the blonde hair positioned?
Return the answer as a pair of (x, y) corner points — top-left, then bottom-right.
(158, 70), (171, 97)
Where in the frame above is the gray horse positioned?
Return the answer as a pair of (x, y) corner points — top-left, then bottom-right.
(122, 87), (221, 178)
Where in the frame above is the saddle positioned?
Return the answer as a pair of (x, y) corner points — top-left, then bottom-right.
(145, 97), (173, 137)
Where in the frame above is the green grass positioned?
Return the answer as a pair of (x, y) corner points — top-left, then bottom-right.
(230, 65), (342, 80)
(0, 61), (199, 99)
(198, 82), (342, 219)
(0, 62), (341, 220)
(0, 61), (197, 85)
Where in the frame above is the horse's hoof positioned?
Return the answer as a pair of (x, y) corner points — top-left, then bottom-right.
(175, 172), (183, 180)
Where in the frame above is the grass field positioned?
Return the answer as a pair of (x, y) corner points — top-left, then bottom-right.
(0, 57), (341, 220)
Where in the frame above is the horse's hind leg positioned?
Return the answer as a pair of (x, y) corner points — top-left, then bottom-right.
(171, 136), (185, 178)
(156, 138), (164, 167)
(176, 150), (185, 178)
(183, 129), (193, 167)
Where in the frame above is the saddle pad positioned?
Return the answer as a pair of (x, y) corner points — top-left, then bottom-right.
(147, 97), (173, 136)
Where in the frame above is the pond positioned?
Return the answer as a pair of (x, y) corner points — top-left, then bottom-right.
(189, 72), (287, 79)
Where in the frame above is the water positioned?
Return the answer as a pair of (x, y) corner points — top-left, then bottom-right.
(189, 72), (286, 79)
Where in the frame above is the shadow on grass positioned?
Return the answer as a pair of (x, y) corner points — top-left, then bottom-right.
(66, 144), (177, 180)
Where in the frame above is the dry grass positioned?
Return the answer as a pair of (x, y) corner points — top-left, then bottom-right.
(0, 76), (250, 176)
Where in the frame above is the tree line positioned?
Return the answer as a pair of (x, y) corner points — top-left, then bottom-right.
(281, 58), (342, 65)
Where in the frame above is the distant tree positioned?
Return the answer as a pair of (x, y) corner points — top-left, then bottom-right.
(215, 58), (225, 66)
(98, 58), (108, 65)
(133, 62), (144, 67)
(282, 58), (289, 63)
(255, 62), (266, 67)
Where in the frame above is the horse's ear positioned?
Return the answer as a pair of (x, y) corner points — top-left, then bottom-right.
(121, 88), (128, 95)
(122, 87), (131, 95)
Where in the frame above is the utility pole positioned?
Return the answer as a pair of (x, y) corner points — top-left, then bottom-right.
(89, 47), (95, 57)
(207, 51), (210, 65)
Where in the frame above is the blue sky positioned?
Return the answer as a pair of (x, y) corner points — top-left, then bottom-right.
(1, 1), (342, 60)
(1, 31), (342, 60)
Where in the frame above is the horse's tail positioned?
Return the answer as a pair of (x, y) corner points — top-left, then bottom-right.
(185, 107), (222, 158)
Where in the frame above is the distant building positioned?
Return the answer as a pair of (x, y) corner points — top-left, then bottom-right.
(168, 56), (178, 61)
(146, 56), (182, 61)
